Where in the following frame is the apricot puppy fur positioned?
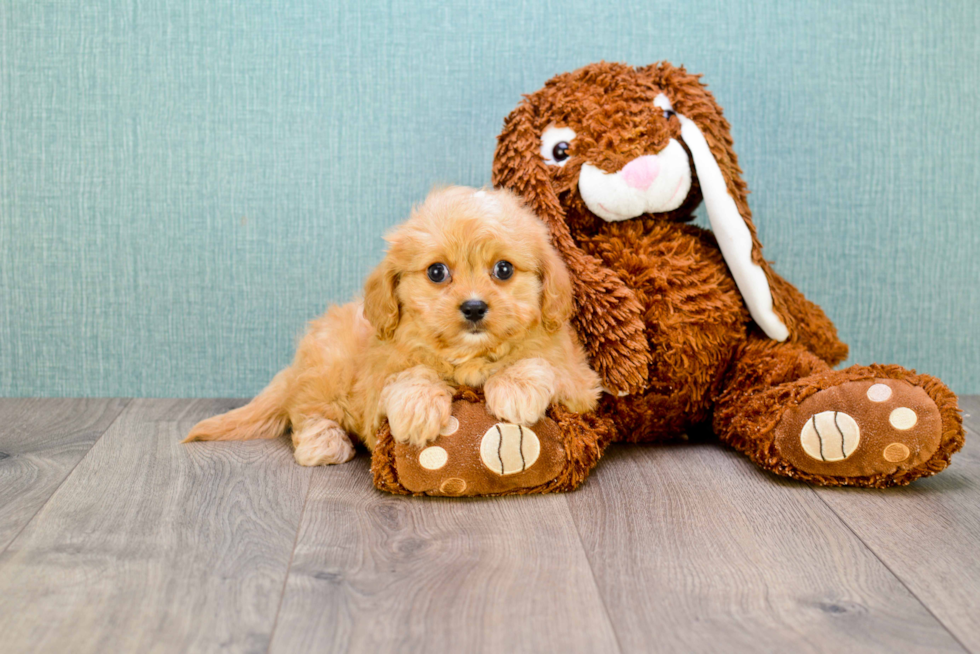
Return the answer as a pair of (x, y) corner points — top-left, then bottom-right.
(184, 186), (601, 466)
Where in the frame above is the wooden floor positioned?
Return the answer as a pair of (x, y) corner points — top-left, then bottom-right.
(0, 398), (977, 653)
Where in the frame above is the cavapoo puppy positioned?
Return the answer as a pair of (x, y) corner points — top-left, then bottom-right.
(184, 186), (601, 466)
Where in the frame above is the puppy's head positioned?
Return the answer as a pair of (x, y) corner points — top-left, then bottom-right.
(363, 186), (572, 355)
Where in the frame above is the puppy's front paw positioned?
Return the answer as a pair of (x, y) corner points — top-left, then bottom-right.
(382, 367), (453, 448)
(387, 392), (452, 448)
(485, 358), (556, 426)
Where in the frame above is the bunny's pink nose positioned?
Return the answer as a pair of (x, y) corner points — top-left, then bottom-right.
(620, 155), (661, 190)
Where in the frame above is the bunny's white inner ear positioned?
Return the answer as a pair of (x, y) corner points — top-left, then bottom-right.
(655, 94), (789, 341)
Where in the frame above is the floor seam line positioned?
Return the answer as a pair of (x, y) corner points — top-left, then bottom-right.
(0, 397), (133, 560)
(565, 494), (626, 654)
(264, 466), (314, 654)
(810, 487), (972, 653)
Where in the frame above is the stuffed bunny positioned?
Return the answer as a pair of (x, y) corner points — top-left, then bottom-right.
(488, 61), (964, 487)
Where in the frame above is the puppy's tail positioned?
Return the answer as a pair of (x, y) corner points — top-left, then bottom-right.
(182, 369), (291, 443)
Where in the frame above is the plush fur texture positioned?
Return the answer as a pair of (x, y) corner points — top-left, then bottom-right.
(184, 186), (601, 467)
(491, 61), (964, 486)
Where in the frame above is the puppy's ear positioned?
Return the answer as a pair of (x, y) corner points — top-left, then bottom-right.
(538, 235), (574, 333)
(363, 255), (400, 340)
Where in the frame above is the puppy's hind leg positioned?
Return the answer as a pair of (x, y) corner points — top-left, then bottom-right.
(292, 417), (356, 466)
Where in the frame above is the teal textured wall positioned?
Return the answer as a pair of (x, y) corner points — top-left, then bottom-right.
(2, 1), (978, 397)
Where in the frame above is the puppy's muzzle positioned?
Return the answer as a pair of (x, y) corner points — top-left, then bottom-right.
(460, 299), (488, 323)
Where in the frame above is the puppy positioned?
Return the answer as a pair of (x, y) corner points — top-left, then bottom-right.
(184, 186), (601, 466)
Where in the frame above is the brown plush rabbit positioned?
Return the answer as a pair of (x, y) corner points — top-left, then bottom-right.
(488, 61), (964, 487)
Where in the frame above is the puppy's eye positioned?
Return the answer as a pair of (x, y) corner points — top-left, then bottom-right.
(426, 263), (451, 283)
(491, 260), (514, 281)
(663, 109), (677, 120)
(540, 126), (576, 167)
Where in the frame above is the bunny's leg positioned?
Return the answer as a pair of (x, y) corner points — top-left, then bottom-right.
(712, 335), (964, 487)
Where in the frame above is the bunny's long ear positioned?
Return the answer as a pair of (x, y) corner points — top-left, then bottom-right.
(646, 63), (790, 342)
(492, 100), (653, 395)
(492, 102), (581, 266)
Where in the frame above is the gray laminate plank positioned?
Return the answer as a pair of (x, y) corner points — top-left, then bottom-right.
(0, 398), (312, 654)
(815, 395), (980, 651)
(0, 398), (129, 552)
(960, 394), (978, 430)
(567, 442), (965, 653)
(268, 455), (621, 654)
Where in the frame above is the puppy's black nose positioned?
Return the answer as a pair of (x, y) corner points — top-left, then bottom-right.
(460, 299), (488, 322)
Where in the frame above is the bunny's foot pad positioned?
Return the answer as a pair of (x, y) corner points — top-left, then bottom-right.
(372, 388), (613, 496)
(773, 378), (958, 485)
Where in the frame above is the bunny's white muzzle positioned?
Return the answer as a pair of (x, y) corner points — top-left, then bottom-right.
(578, 139), (692, 222)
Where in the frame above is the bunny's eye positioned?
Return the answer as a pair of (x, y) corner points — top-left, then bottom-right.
(654, 93), (676, 122)
(552, 142), (570, 163)
(540, 126), (577, 167)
